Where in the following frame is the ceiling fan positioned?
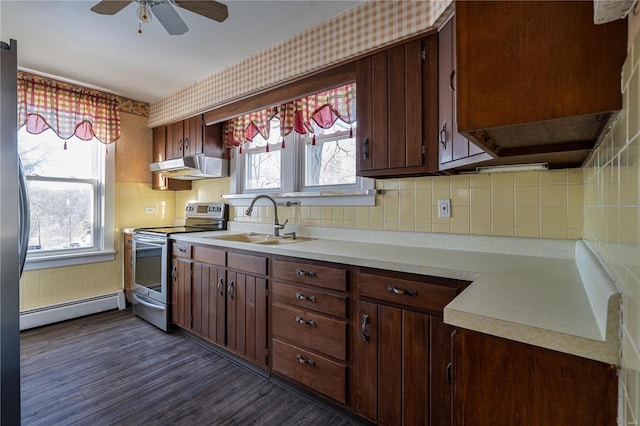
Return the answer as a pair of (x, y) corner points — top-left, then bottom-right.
(90, 0), (229, 35)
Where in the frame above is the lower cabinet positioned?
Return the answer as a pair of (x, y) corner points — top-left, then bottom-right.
(355, 268), (465, 425)
(270, 257), (349, 403)
(171, 242), (193, 330)
(451, 328), (618, 426)
(173, 244), (269, 368)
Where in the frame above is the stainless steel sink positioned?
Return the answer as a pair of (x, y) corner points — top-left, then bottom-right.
(205, 233), (313, 245)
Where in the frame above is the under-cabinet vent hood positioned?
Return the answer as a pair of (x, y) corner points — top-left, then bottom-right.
(593, 0), (636, 24)
(149, 154), (229, 180)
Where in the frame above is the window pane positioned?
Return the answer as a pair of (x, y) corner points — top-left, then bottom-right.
(18, 128), (96, 178)
(305, 137), (356, 187)
(27, 180), (95, 252)
(245, 151), (281, 190)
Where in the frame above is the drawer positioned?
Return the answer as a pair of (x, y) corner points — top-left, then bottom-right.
(358, 272), (458, 312)
(172, 242), (192, 259)
(227, 252), (267, 275)
(272, 304), (346, 360)
(193, 245), (225, 266)
(272, 259), (347, 292)
(272, 281), (347, 319)
(272, 338), (346, 404)
(124, 233), (133, 248)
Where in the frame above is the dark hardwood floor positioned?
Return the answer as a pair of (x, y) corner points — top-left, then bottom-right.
(21, 309), (363, 426)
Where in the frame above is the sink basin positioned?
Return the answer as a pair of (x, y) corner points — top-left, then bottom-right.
(205, 233), (313, 245)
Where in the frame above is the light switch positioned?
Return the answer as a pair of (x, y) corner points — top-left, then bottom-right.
(438, 199), (451, 218)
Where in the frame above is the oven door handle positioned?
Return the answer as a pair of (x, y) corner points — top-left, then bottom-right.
(133, 294), (165, 311)
(133, 235), (167, 246)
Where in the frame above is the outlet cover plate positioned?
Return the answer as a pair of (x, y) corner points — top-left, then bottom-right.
(438, 199), (451, 218)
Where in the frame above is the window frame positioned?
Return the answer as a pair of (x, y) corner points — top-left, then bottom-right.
(20, 130), (115, 271)
(227, 118), (375, 208)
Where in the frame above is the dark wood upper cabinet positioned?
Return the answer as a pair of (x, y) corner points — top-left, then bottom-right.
(438, 15), (492, 171)
(452, 1), (627, 170)
(356, 35), (439, 178)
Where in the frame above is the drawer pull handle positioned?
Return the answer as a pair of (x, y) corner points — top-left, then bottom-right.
(296, 292), (316, 303)
(387, 285), (417, 296)
(296, 268), (317, 277)
(295, 354), (315, 366)
(361, 314), (370, 343)
(295, 315), (315, 327)
(228, 281), (234, 300)
(217, 277), (224, 296)
(177, 247), (187, 253)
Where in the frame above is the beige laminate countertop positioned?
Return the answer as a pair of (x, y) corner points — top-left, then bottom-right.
(173, 225), (620, 365)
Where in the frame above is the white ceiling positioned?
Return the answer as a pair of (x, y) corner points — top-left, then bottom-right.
(0, 0), (362, 103)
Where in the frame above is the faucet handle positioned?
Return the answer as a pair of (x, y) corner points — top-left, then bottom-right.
(276, 219), (289, 229)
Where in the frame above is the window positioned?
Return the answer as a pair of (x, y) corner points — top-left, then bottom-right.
(18, 127), (115, 269)
(229, 118), (374, 206)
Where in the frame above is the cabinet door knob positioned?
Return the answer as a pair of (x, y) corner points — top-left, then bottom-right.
(296, 292), (316, 303)
(363, 137), (370, 160)
(295, 354), (315, 366)
(295, 315), (315, 327)
(440, 123), (448, 150)
(228, 280), (234, 300)
(217, 277), (224, 296)
(361, 314), (370, 343)
(387, 285), (417, 296)
(296, 268), (316, 278)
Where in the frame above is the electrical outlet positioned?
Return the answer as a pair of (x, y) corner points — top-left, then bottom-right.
(144, 207), (156, 214)
(438, 199), (451, 218)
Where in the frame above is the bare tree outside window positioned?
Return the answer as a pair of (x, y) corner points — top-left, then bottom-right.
(18, 128), (102, 253)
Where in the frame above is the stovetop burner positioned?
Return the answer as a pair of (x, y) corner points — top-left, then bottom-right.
(133, 202), (228, 237)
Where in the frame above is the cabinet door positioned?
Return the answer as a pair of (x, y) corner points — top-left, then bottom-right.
(226, 271), (268, 367)
(166, 121), (184, 159)
(192, 262), (225, 343)
(356, 300), (432, 425)
(356, 300), (378, 421)
(171, 257), (192, 330)
(438, 16), (492, 171)
(183, 115), (203, 157)
(152, 126), (166, 162)
(429, 316), (454, 426)
(452, 329), (617, 426)
(356, 37), (437, 178)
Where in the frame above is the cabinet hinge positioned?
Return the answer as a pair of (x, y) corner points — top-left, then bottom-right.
(265, 289), (269, 298)
(421, 47), (426, 61)
(422, 144), (427, 155)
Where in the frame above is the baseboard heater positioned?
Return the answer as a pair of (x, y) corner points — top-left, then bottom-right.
(19, 290), (126, 331)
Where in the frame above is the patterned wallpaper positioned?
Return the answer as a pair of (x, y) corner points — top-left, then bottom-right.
(149, 0), (453, 127)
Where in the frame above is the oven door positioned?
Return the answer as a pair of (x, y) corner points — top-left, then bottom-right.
(131, 233), (168, 304)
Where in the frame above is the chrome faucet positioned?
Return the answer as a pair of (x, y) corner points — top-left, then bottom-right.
(245, 195), (288, 237)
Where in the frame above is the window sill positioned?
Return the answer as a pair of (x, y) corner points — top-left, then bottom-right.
(222, 189), (380, 207)
(24, 250), (116, 271)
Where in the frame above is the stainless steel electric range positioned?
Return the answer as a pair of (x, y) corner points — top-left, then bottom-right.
(131, 202), (228, 331)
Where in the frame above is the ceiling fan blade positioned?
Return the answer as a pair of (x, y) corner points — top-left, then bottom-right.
(90, 0), (133, 15)
(151, 1), (189, 35)
(174, 0), (229, 23)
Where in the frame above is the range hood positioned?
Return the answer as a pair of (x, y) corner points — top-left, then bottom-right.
(149, 154), (229, 180)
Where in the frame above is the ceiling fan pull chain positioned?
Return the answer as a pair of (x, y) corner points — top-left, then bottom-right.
(138, 21), (142, 34)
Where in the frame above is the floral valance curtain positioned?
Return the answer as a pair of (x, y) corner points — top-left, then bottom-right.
(18, 73), (121, 145)
(225, 83), (356, 152)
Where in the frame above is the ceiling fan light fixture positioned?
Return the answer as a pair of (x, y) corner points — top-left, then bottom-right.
(136, 2), (152, 24)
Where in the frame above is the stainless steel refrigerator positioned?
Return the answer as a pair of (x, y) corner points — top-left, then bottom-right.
(1, 38), (28, 423)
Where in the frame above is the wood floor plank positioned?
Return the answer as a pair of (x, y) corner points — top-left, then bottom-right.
(21, 309), (365, 425)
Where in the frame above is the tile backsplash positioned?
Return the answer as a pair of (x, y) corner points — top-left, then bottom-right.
(583, 27), (640, 426)
(193, 169), (583, 240)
